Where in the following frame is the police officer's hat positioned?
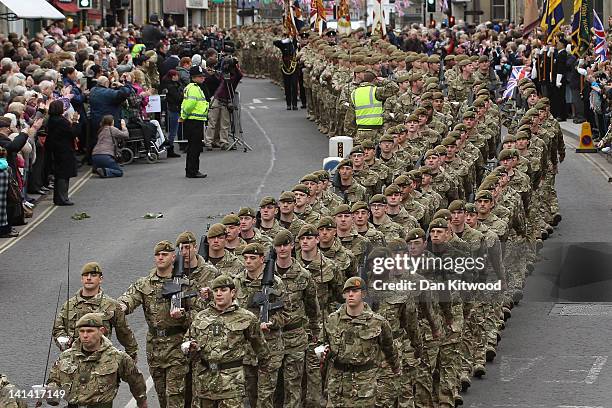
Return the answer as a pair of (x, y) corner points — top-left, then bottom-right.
(189, 66), (204, 77)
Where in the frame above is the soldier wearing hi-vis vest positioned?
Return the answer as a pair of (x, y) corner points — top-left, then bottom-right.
(344, 65), (399, 144)
(180, 66), (209, 179)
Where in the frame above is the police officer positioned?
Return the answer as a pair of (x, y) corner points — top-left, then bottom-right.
(180, 66), (209, 179)
(52, 262), (138, 360)
(46, 312), (148, 408)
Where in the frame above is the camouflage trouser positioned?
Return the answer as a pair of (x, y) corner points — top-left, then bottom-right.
(542, 164), (559, 221)
(150, 364), (189, 408)
(398, 358), (419, 408)
(376, 339), (402, 407)
(304, 342), (323, 408)
(245, 354), (283, 408)
(281, 349), (306, 408)
(335, 107), (347, 136)
(415, 319), (439, 408)
(505, 236), (527, 294)
(326, 366), (378, 407)
(436, 302), (463, 407)
(306, 86), (314, 117)
(311, 84), (321, 124)
(198, 397), (242, 408)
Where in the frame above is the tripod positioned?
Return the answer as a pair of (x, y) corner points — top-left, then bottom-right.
(224, 75), (252, 152)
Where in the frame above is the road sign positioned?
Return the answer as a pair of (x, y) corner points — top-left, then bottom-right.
(78, 0), (93, 9)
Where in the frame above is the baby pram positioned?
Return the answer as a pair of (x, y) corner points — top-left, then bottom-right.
(117, 120), (167, 165)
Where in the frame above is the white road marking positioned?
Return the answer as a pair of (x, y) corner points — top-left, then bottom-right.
(0, 172), (93, 254)
(249, 106), (256, 110)
(124, 375), (154, 408)
(543, 355), (608, 384)
(499, 356), (544, 382)
(585, 356), (608, 384)
(252, 98), (262, 103)
(245, 109), (276, 200)
(564, 135), (612, 182)
(264, 97), (278, 100)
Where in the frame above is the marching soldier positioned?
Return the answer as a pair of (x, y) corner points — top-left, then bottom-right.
(52, 262), (138, 361)
(46, 313), (148, 408)
(204, 223), (245, 277)
(0, 374), (26, 408)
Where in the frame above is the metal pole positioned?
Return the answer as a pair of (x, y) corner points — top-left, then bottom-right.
(422, 0), (425, 26)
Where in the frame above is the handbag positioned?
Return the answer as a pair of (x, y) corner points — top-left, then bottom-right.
(6, 168), (21, 206)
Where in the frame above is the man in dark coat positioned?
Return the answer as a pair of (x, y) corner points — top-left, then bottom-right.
(141, 13), (166, 51)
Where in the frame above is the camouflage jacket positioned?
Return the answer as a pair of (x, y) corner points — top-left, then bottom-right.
(53, 289), (138, 357)
(387, 206), (420, 233)
(332, 181), (368, 206)
(320, 237), (357, 280)
(47, 337), (146, 406)
(184, 304), (270, 399)
(0, 375), (26, 408)
(338, 228), (371, 265)
(372, 214), (406, 242)
(210, 250), (245, 277)
(296, 250), (343, 315)
(295, 204), (321, 226)
(279, 215), (307, 239)
(259, 219), (287, 241)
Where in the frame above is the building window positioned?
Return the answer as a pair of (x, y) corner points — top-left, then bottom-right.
(491, 0), (505, 20)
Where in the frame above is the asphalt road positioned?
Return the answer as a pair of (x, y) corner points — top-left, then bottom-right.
(2, 79), (612, 408)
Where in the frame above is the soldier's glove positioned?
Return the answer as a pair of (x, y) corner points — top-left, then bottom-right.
(181, 341), (196, 355)
(57, 336), (71, 351)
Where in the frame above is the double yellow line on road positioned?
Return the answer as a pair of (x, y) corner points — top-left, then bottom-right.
(0, 171), (93, 255)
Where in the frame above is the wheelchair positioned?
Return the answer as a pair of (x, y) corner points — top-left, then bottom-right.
(117, 121), (167, 165)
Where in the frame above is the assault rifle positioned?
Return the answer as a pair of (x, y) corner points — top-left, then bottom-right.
(197, 224), (210, 261)
(252, 248), (283, 323)
(162, 250), (197, 311)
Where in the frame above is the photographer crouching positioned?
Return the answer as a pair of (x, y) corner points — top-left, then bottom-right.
(204, 51), (243, 151)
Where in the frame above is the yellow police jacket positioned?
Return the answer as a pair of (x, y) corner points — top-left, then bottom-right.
(181, 83), (209, 121)
(351, 85), (384, 127)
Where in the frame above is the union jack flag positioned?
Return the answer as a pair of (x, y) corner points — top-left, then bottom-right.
(503, 66), (526, 99)
(593, 10), (608, 62)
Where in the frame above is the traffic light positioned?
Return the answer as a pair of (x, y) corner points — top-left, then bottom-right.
(426, 0), (435, 13)
(78, 0), (93, 9)
(449, 15), (455, 27)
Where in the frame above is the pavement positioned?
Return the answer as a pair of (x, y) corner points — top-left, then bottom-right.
(1, 82), (612, 407)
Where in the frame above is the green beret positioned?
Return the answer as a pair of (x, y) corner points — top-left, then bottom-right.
(478, 55), (489, 63)
(447, 130), (461, 139)
(517, 77), (531, 86)
(332, 204), (351, 216)
(75, 312), (104, 328)
(515, 131), (530, 140)
(503, 134), (517, 143)
(455, 55), (469, 62)
(473, 98), (486, 108)
(441, 136), (457, 146)
(407, 169), (421, 180)
(313, 170), (330, 181)
(427, 55), (440, 63)
(476, 89), (490, 98)
(81, 262), (102, 275)
(414, 107), (427, 116)
(433, 209), (451, 221)
(300, 173), (319, 183)
(207, 223), (227, 238)
(279, 191), (296, 202)
(444, 54), (455, 62)
(343, 276), (366, 291)
(465, 203), (477, 213)
(176, 231), (197, 246)
(259, 196), (277, 207)
(462, 110), (476, 119)
(432, 91), (444, 99)
(350, 145), (365, 155)
(408, 72), (422, 82)
(498, 149), (514, 161)
(523, 88), (537, 98)
(424, 149), (438, 159)
(534, 100), (547, 110)
(421, 100), (433, 109)
(394, 174), (412, 186)
(525, 108), (539, 118)
(317, 216), (337, 229)
(387, 238), (409, 253)
(475, 190), (493, 201)
(353, 65), (367, 73)
(454, 123), (467, 132)
(419, 166), (433, 175)
(220, 214), (240, 226)
(539, 97), (550, 105)
(273, 229), (294, 246)
(337, 159), (353, 168)
(369, 194), (387, 205)
(469, 55), (479, 62)
(406, 227), (426, 241)
(154, 240), (174, 254)
(380, 133), (395, 143)
(350, 201), (369, 213)
(428, 218), (448, 230)
(297, 224), (319, 239)
(361, 140), (376, 149)
(242, 243), (265, 256)
(406, 113), (420, 122)
(383, 184), (402, 196)
(434, 145), (447, 156)
(211, 274), (235, 290)
(238, 207), (257, 218)
(396, 73), (410, 82)
(448, 200), (466, 212)
(458, 59), (471, 67)
(292, 184), (310, 195)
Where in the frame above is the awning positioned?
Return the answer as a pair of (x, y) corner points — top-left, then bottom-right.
(54, 1), (79, 14)
(0, 0), (65, 19)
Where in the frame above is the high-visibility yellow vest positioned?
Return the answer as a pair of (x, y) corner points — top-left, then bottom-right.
(351, 85), (383, 127)
(180, 83), (209, 121)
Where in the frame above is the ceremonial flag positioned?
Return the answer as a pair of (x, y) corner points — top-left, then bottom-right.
(337, 0), (351, 36)
(593, 10), (609, 62)
(309, 0), (325, 34)
(540, 0), (564, 43)
(284, 0), (299, 38)
(571, 0), (591, 56)
(523, 0), (539, 35)
(371, 0), (386, 37)
(503, 66), (526, 99)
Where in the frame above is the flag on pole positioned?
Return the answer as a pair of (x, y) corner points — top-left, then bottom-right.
(593, 10), (609, 62)
(371, 0), (386, 37)
(309, 0), (325, 35)
(503, 66), (527, 99)
(523, 0), (540, 35)
(337, 0), (351, 36)
(284, 0), (299, 38)
(540, 0), (564, 43)
(571, 0), (591, 56)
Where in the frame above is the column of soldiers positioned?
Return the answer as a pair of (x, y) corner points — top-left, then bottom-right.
(9, 24), (566, 408)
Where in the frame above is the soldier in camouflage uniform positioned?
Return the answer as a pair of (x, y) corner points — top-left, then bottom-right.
(317, 216), (357, 280)
(350, 201), (387, 246)
(448, 59), (474, 105)
(234, 243), (290, 408)
(204, 223), (245, 277)
(53, 262), (138, 360)
(258, 196), (287, 240)
(46, 313), (147, 408)
(273, 230), (321, 408)
(223, 214), (248, 254)
(292, 183), (322, 225)
(321, 276), (400, 408)
(332, 159), (368, 205)
(182, 274), (270, 408)
(333, 203), (371, 264)
(350, 145), (381, 198)
(368, 194), (406, 241)
(384, 184), (420, 233)
(0, 374), (26, 408)
(278, 191), (308, 238)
